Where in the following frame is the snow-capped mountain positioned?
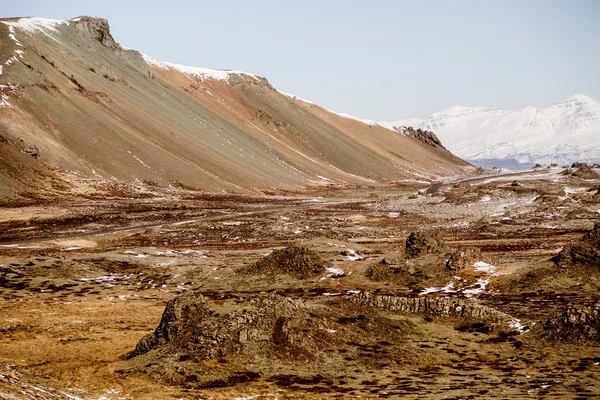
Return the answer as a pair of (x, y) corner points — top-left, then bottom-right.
(382, 95), (600, 169)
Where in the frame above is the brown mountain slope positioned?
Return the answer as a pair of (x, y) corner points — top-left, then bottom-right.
(0, 16), (471, 198)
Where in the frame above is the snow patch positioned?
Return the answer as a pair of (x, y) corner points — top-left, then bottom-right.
(143, 54), (260, 83)
(345, 249), (363, 261)
(473, 261), (497, 274)
(326, 267), (346, 278)
(463, 279), (490, 297)
(2, 17), (67, 34)
(419, 281), (456, 296)
(62, 247), (82, 251)
(0, 94), (11, 108)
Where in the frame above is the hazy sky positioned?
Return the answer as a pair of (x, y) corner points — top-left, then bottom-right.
(2, 0), (599, 120)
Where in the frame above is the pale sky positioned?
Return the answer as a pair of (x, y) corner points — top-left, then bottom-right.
(2, 0), (599, 120)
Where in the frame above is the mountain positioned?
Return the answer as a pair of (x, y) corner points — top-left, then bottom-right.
(382, 95), (600, 169)
(0, 16), (470, 199)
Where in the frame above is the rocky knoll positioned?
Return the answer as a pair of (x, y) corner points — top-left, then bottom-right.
(405, 232), (444, 258)
(366, 232), (495, 287)
(126, 292), (418, 388)
(129, 293), (326, 360)
(244, 245), (331, 279)
(366, 232), (451, 285)
(553, 223), (600, 267)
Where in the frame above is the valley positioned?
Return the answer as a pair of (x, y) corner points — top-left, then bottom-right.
(1, 13), (599, 400)
(1, 166), (599, 399)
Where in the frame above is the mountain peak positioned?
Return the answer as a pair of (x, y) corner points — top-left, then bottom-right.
(553, 94), (598, 109)
(385, 94), (600, 168)
(565, 94), (595, 103)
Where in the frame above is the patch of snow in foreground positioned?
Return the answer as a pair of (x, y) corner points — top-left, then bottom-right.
(326, 267), (346, 278)
(154, 249), (206, 257)
(509, 319), (528, 333)
(473, 261), (498, 274)
(463, 279), (490, 297)
(124, 250), (147, 258)
(419, 281), (456, 296)
(345, 249), (363, 261)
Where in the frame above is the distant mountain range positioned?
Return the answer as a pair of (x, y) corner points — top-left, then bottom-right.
(382, 94), (600, 169)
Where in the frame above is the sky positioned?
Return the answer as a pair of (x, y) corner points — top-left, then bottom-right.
(2, 0), (599, 120)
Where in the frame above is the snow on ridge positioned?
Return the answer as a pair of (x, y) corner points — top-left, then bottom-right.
(379, 119), (424, 133)
(142, 54), (260, 83)
(382, 95), (600, 166)
(2, 17), (67, 35)
(278, 90), (380, 127)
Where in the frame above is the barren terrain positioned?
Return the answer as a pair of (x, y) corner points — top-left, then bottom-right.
(1, 165), (600, 399)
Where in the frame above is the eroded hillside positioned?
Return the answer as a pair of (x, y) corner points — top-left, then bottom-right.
(0, 16), (471, 200)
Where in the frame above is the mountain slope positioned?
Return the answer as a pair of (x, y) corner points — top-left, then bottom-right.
(0, 16), (470, 199)
(383, 95), (600, 168)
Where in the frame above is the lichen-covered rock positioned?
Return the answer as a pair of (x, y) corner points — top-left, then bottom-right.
(129, 292), (342, 362)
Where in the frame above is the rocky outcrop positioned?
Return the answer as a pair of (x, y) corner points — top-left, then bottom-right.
(365, 260), (395, 281)
(570, 163), (599, 179)
(405, 127), (445, 148)
(405, 232), (444, 258)
(127, 292), (422, 388)
(540, 301), (600, 343)
(129, 293), (324, 360)
(245, 246), (331, 279)
(71, 16), (150, 77)
(354, 292), (520, 330)
(71, 16), (119, 49)
(553, 223), (600, 268)
(445, 247), (497, 272)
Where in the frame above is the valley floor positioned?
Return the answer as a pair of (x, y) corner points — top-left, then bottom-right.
(1, 167), (600, 399)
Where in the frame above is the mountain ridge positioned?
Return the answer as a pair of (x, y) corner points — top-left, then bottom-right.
(383, 94), (600, 168)
(0, 16), (470, 199)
